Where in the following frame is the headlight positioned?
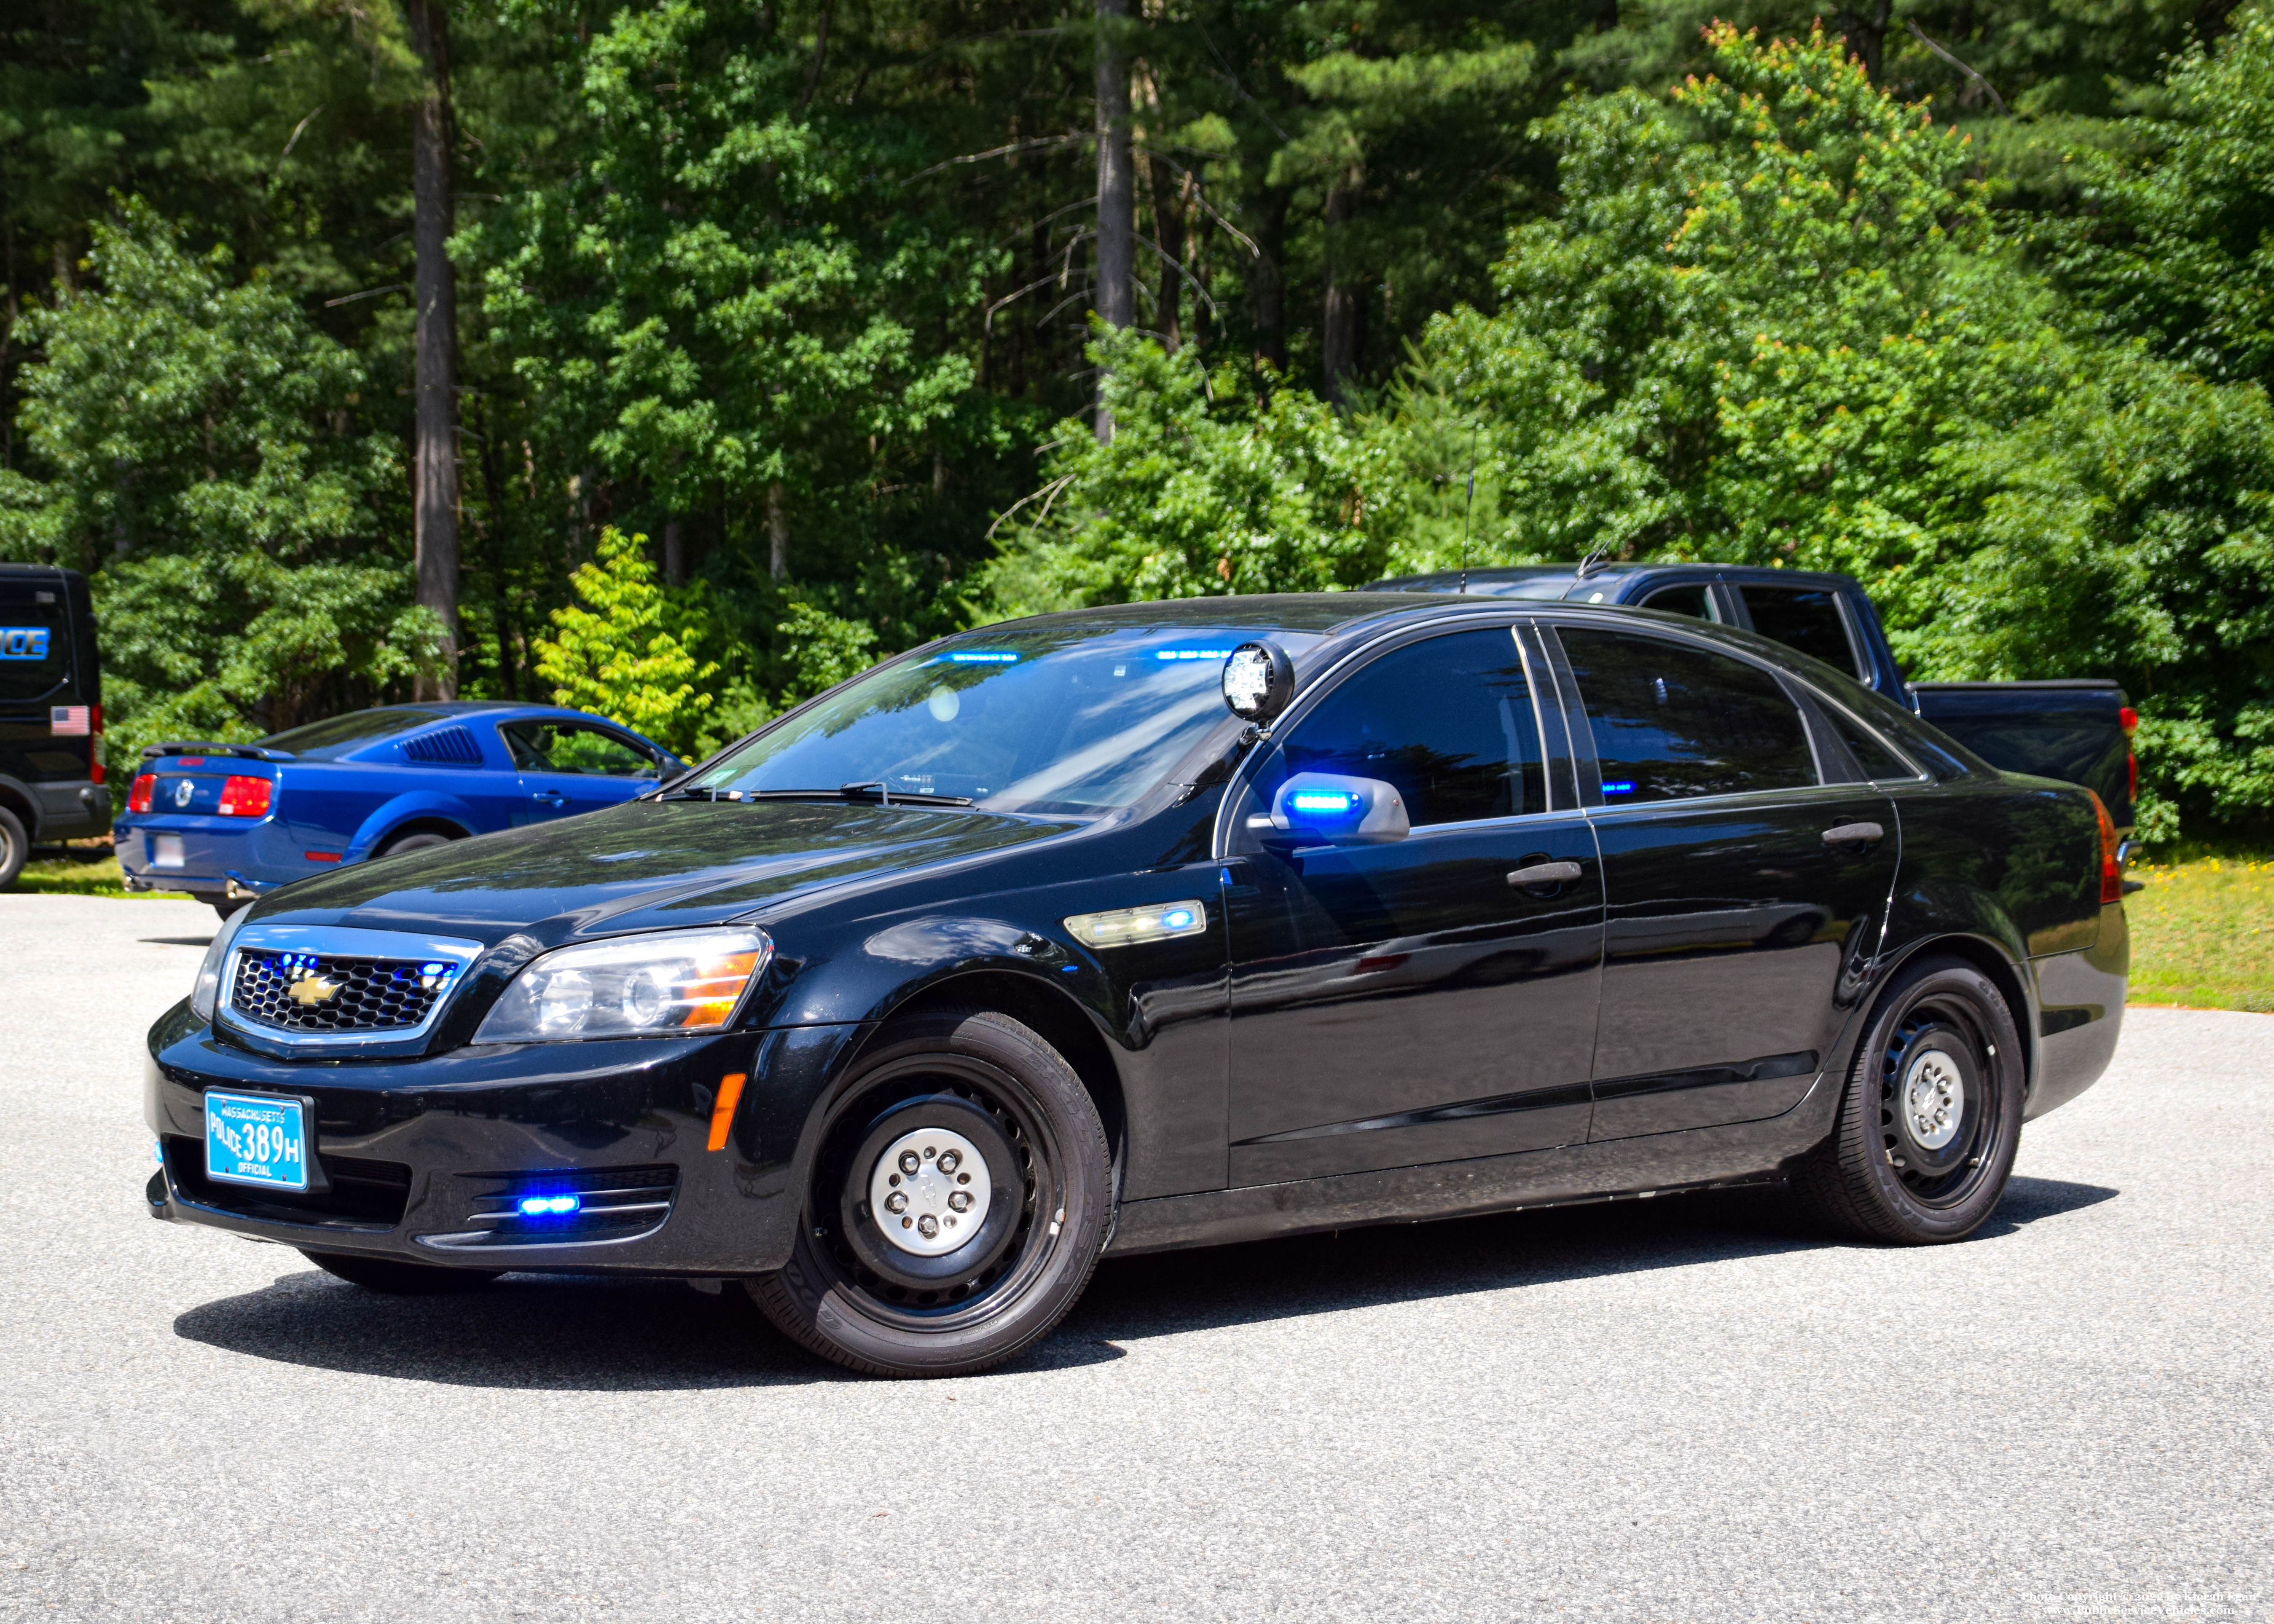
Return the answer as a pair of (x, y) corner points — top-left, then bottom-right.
(191, 904), (253, 1021)
(471, 927), (771, 1044)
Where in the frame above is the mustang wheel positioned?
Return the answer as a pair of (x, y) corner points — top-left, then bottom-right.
(301, 1251), (502, 1294)
(1793, 955), (2024, 1243)
(747, 1008), (1112, 1378)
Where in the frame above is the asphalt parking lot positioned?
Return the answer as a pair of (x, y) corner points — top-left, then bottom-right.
(0, 893), (2266, 1624)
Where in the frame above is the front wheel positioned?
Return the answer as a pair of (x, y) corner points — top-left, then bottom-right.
(747, 1008), (1112, 1378)
(0, 806), (25, 890)
(1792, 955), (2025, 1244)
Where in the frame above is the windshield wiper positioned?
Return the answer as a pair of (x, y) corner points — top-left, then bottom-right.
(656, 785), (975, 808)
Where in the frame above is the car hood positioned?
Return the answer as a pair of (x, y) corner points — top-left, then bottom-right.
(248, 799), (1083, 948)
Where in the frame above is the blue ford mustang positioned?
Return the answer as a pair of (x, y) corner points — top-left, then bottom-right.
(115, 702), (685, 916)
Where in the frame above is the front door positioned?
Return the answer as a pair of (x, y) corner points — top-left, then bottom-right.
(502, 719), (665, 822)
(1550, 624), (1898, 1139)
(1224, 625), (1604, 1186)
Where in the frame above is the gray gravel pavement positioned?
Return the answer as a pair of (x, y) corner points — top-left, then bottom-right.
(0, 893), (2267, 1623)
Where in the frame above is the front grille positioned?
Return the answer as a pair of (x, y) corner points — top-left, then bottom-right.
(230, 949), (460, 1034)
(430, 1164), (681, 1249)
(163, 1136), (411, 1229)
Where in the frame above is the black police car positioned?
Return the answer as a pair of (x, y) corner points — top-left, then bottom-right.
(0, 563), (109, 885)
(145, 595), (2128, 1377)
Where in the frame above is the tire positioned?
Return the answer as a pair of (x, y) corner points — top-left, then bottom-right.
(0, 807), (26, 890)
(301, 1250), (502, 1294)
(747, 1008), (1113, 1378)
(377, 830), (454, 859)
(1792, 954), (2025, 1244)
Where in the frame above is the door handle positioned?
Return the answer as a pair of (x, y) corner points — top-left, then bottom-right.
(1507, 860), (1583, 888)
(534, 790), (569, 807)
(1820, 821), (1884, 847)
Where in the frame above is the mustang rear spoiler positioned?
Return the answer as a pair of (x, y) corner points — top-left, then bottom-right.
(140, 741), (296, 762)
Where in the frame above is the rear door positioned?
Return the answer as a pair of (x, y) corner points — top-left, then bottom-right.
(1222, 624), (1604, 1185)
(501, 718), (667, 821)
(1548, 622), (1897, 1139)
(0, 573), (83, 811)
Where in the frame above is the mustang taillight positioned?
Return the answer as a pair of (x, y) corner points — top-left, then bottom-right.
(217, 775), (273, 818)
(127, 773), (155, 814)
(2090, 791), (2122, 906)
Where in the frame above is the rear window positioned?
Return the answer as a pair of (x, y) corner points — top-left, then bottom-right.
(260, 709), (442, 760)
(1740, 585), (1861, 676)
(0, 607), (69, 705)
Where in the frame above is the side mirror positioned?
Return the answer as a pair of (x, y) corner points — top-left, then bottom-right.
(1252, 772), (1410, 845)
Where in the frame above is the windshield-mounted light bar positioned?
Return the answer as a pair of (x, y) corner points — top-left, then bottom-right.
(946, 651), (1019, 664)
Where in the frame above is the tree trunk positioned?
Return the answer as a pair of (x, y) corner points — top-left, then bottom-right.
(1246, 188), (1290, 373)
(768, 481), (789, 580)
(1837, 0), (1893, 81)
(1093, 0), (1133, 442)
(663, 519), (684, 586)
(406, 0), (459, 699)
(1149, 154), (1189, 353)
(1321, 182), (1358, 402)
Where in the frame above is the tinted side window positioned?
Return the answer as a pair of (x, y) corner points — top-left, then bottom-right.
(1823, 704), (1915, 780)
(1265, 629), (1546, 826)
(1641, 584), (1714, 620)
(505, 721), (658, 778)
(1740, 585), (1860, 675)
(1559, 628), (1817, 802)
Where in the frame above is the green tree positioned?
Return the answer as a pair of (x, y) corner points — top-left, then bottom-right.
(530, 525), (719, 757)
(0, 200), (437, 771)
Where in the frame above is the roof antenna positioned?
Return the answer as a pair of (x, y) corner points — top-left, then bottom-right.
(1574, 541), (1611, 580)
(1458, 422), (1477, 595)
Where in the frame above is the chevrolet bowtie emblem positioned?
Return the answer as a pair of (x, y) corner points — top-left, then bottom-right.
(287, 975), (342, 1006)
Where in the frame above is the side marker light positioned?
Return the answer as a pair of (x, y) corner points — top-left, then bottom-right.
(707, 1072), (749, 1153)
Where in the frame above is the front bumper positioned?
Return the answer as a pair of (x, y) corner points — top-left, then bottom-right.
(143, 1002), (867, 1275)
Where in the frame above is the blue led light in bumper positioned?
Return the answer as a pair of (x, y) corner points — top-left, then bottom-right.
(518, 1194), (581, 1217)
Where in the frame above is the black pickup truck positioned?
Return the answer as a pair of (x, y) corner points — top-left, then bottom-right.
(1370, 562), (2137, 841)
(0, 562), (109, 886)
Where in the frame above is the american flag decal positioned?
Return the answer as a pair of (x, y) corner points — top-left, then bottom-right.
(50, 706), (90, 737)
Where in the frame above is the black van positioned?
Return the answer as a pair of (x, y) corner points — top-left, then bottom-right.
(0, 563), (109, 886)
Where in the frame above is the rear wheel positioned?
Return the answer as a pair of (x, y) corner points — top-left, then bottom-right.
(747, 1008), (1112, 1378)
(301, 1250), (501, 1294)
(0, 807), (26, 890)
(376, 830), (454, 858)
(1792, 955), (2025, 1244)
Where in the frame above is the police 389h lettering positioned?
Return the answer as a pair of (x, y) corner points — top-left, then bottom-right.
(144, 596), (2128, 1377)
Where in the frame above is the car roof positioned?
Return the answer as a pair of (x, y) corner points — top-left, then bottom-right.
(1367, 563), (1857, 598)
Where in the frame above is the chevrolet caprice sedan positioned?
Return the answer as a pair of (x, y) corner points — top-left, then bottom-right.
(144, 595), (2128, 1377)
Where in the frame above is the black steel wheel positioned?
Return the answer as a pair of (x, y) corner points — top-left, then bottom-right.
(746, 1007), (1111, 1378)
(1793, 954), (2025, 1243)
(301, 1250), (502, 1294)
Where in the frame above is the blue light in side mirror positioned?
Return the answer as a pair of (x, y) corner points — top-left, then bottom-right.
(1289, 791), (1357, 816)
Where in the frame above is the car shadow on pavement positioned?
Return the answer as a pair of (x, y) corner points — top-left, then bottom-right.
(1063, 1174), (2120, 1350)
(171, 1176), (2113, 1388)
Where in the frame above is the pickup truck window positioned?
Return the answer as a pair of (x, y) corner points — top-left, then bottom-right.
(1263, 628), (1547, 826)
(1640, 584), (1715, 621)
(1739, 585), (1862, 678)
(1560, 628), (1818, 803)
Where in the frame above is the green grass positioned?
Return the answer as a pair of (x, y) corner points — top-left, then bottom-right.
(13, 843), (190, 900)
(2124, 847), (2274, 1013)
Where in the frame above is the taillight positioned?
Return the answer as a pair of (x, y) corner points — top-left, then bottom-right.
(89, 704), (106, 785)
(217, 775), (273, 817)
(2119, 705), (2139, 807)
(127, 773), (155, 814)
(2090, 791), (2122, 905)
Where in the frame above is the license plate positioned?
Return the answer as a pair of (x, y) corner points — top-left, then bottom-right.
(204, 1091), (309, 1191)
(151, 834), (185, 870)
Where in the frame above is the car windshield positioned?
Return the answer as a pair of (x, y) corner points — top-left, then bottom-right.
(260, 709), (442, 761)
(688, 622), (1324, 815)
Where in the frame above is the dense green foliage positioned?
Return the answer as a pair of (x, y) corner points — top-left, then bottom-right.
(2, 0), (2271, 834)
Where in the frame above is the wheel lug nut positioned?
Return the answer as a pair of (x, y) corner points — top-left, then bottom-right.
(948, 1189), (973, 1213)
(938, 1149), (960, 1174)
(899, 1151), (920, 1175)
(917, 1214), (939, 1238)
(884, 1191), (907, 1214)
